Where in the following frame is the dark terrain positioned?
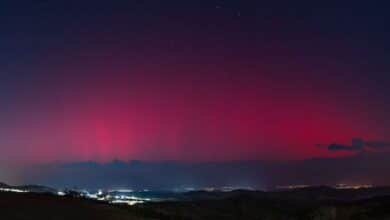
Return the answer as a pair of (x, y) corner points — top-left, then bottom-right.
(3, 187), (390, 219)
(0, 192), (145, 220)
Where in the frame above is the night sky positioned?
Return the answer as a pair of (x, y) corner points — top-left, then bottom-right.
(1, 0), (390, 184)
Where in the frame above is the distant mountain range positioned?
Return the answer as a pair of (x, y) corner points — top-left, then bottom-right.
(0, 182), (57, 194)
(4, 179), (390, 203)
(0, 182), (10, 188)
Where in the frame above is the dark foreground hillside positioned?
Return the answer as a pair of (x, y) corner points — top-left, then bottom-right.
(133, 188), (390, 220)
(135, 196), (390, 220)
(3, 188), (390, 220)
(0, 192), (147, 220)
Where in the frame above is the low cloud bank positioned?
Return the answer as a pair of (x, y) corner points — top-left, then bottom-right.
(19, 152), (390, 190)
(321, 138), (390, 151)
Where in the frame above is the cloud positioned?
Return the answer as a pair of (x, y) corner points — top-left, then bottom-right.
(323, 138), (390, 151)
(326, 138), (364, 151)
(327, 143), (361, 151)
(365, 141), (390, 149)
